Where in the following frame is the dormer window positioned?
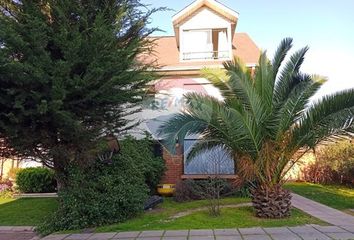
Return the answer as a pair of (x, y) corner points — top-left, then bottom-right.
(172, 0), (239, 63)
(182, 28), (229, 60)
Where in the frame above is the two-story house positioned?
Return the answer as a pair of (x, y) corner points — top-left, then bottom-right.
(139, 0), (260, 184)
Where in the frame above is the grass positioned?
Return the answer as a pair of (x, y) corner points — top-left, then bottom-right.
(96, 197), (326, 232)
(285, 182), (354, 211)
(0, 192), (330, 231)
(0, 198), (58, 226)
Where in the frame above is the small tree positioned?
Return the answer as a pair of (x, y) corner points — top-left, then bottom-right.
(0, 0), (159, 188)
(183, 147), (233, 216)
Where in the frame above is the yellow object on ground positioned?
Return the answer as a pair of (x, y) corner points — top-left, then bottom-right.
(157, 184), (175, 197)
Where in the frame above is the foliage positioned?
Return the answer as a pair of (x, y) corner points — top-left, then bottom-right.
(37, 136), (164, 235)
(196, 178), (228, 217)
(0, 198), (58, 226)
(174, 179), (234, 204)
(0, 179), (13, 198)
(233, 181), (256, 198)
(285, 182), (354, 210)
(300, 141), (354, 185)
(7, 167), (20, 181)
(301, 163), (336, 184)
(0, 0), (160, 187)
(119, 136), (165, 193)
(16, 167), (56, 193)
(174, 180), (204, 202)
(0, 137), (19, 159)
(315, 140), (354, 184)
(159, 38), (354, 217)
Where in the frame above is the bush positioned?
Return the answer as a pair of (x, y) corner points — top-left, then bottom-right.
(302, 140), (354, 185)
(174, 179), (203, 202)
(0, 179), (13, 198)
(174, 179), (235, 203)
(16, 168), (56, 193)
(37, 136), (164, 235)
(119, 136), (165, 193)
(302, 162), (336, 184)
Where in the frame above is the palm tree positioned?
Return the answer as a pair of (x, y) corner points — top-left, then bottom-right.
(158, 38), (354, 218)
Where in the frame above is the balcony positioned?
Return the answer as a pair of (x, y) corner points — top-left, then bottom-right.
(181, 28), (230, 61)
(182, 50), (230, 61)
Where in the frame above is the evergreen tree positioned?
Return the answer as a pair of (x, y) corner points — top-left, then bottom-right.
(0, 0), (159, 187)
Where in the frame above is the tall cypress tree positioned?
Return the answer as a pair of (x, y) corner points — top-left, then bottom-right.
(0, 0), (159, 187)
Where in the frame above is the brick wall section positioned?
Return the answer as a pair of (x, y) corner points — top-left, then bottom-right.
(160, 144), (183, 184)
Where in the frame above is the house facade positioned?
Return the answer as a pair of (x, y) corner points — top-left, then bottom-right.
(139, 0), (260, 184)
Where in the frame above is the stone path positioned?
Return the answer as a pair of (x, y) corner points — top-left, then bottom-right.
(0, 226), (37, 240)
(38, 226), (354, 240)
(291, 193), (354, 226)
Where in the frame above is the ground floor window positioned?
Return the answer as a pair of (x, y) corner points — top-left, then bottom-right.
(183, 139), (235, 175)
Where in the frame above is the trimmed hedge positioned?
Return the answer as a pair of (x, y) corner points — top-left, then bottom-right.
(16, 168), (56, 193)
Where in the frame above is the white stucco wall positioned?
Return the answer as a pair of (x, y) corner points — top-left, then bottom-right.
(126, 77), (223, 139)
(180, 7), (230, 30)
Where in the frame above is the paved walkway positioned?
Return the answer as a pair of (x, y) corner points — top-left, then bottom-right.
(292, 193), (354, 227)
(0, 226), (36, 240)
(39, 226), (354, 240)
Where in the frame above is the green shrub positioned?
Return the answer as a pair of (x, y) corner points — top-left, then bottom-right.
(16, 168), (56, 193)
(119, 136), (165, 193)
(37, 136), (165, 235)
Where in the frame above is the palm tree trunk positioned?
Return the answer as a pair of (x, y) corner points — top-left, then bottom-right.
(251, 184), (292, 218)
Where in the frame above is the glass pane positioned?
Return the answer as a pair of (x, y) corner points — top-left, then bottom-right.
(184, 139), (235, 174)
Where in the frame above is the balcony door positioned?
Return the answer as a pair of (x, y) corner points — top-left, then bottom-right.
(182, 28), (229, 60)
(183, 29), (213, 60)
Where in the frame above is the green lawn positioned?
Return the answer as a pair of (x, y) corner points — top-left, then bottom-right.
(0, 194), (328, 230)
(0, 198), (58, 226)
(285, 182), (354, 211)
(96, 197), (326, 232)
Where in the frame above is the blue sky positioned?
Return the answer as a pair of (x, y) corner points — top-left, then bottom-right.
(145, 0), (354, 98)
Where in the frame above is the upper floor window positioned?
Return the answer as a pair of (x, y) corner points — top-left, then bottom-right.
(182, 28), (229, 61)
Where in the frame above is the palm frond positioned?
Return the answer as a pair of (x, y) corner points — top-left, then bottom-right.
(291, 88), (354, 148)
(224, 58), (268, 127)
(275, 74), (325, 139)
(274, 46), (309, 104)
(254, 51), (274, 112)
(200, 67), (233, 98)
(272, 38), (293, 77)
(157, 113), (209, 153)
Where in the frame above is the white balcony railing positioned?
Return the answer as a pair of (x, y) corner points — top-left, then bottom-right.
(183, 51), (229, 61)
